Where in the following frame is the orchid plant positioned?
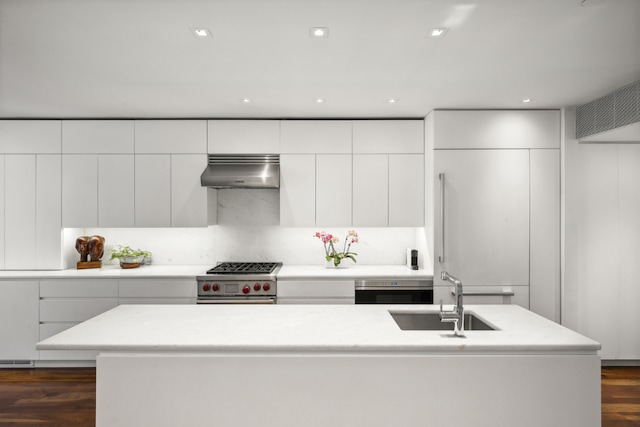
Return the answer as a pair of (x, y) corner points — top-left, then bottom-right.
(314, 230), (359, 267)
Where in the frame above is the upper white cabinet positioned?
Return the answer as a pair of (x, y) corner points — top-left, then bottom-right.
(0, 281), (39, 361)
(433, 110), (560, 149)
(62, 154), (98, 228)
(0, 120), (61, 153)
(353, 154), (388, 226)
(316, 154), (352, 226)
(36, 155), (63, 269)
(280, 154), (316, 227)
(62, 120), (134, 153)
(171, 154), (208, 227)
(353, 120), (424, 153)
(136, 120), (206, 154)
(98, 155), (135, 227)
(280, 120), (352, 153)
(389, 154), (424, 226)
(208, 120), (279, 154)
(135, 155), (171, 227)
(5, 155), (36, 270)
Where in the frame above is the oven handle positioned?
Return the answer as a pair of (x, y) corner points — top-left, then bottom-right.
(197, 298), (276, 304)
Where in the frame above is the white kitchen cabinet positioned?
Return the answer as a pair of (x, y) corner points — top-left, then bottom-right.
(135, 154), (171, 227)
(316, 154), (352, 226)
(36, 155), (63, 269)
(1, 155), (61, 270)
(529, 150), (560, 322)
(389, 154), (424, 227)
(280, 154), (316, 226)
(434, 149), (530, 289)
(62, 154), (98, 227)
(62, 120), (134, 153)
(0, 281), (39, 361)
(280, 120), (352, 154)
(434, 285), (529, 309)
(135, 120), (207, 154)
(0, 156), (4, 269)
(352, 120), (424, 153)
(277, 280), (355, 304)
(98, 154), (135, 227)
(0, 120), (61, 153)
(171, 154), (208, 227)
(39, 279), (118, 361)
(353, 154), (388, 226)
(433, 110), (561, 149)
(5, 155), (36, 269)
(118, 279), (197, 304)
(208, 120), (279, 154)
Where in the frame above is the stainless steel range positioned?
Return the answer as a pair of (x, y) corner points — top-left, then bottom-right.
(196, 262), (282, 304)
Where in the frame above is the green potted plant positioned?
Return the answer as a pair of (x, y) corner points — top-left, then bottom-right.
(108, 244), (152, 269)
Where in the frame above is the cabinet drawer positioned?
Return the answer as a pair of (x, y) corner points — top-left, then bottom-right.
(40, 280), (118, 298)
(118, 280), (197, 298)
(40, 298), (118, 322)
(434, 285), (529, 309)
(277, 281), (355, 298)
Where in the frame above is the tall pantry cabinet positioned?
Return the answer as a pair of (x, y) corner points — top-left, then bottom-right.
(429, 110), (561, 322)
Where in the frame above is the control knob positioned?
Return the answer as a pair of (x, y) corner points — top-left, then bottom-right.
(254, 283), (261, 291)
(242, 285), (250, 294)
(263, 283), (271, 291)
(202, 284), (210, 292)
(212, 284), (220, 292)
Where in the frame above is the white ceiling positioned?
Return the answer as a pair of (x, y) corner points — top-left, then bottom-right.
(1, 0), (639, 119)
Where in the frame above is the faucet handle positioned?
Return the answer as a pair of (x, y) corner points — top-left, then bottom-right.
(439, 299), (444, 312)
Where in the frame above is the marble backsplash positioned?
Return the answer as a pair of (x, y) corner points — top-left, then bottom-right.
(79, 188), (431, 269)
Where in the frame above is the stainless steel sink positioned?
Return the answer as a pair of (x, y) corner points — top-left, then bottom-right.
(389, 311), (497, 331)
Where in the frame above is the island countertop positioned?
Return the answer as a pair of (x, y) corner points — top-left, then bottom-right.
(36, 304), (600, 355)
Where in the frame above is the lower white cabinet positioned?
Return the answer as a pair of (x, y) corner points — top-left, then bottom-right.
(0, 281), (39, 362)
(434, 285), (530, 309)
(39, 279), (118, 361)
(277, 280), (355, 304)
(39, 278), (196, 362)
(118, 279), (197, 304)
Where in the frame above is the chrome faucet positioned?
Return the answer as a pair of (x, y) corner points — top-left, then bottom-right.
(439, 271), (464, 336)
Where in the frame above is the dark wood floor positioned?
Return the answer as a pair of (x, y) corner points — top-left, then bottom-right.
(0, 366), (639, 426)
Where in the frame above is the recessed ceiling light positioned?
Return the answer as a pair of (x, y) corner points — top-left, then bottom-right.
(388, 98), (399, 104)
(190, 28), (211, 38)
(315, 98), (325, 103)
(522, 98), (532, 103)
(429, 28), (448, 38)
(241, 98), (251, 103)
(310, 27), (328, 38)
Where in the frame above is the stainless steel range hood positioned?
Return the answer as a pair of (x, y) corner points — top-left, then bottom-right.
(200, 154), (280, 189)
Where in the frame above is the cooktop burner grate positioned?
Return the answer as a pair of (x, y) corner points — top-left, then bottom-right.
(206, 262), (280, 275)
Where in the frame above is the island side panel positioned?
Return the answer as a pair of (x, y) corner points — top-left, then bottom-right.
(96, 352), (600, 427)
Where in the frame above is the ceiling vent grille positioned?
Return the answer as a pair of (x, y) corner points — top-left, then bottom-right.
(576, 80), (640, 140)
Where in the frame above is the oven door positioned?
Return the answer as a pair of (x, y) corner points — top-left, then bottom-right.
(197, 297), (276, 305)
(355, 287), (433, 304)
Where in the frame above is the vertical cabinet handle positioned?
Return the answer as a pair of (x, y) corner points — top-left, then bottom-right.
(439, 173), (445, 263)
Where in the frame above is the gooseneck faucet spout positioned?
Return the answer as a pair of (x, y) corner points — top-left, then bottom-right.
(439, 271), (464, 336)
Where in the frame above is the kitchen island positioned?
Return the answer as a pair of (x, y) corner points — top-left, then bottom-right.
(37, 304), (601, 427)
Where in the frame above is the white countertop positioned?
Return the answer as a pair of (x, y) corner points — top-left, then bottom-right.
(37, 304), (600, 355)
(0, 264), (431, 280)
(0, 264), (210, 279)
(277, 264), (432, 280)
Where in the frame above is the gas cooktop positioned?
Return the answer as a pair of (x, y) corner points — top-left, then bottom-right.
(204, 262), (282, 275)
